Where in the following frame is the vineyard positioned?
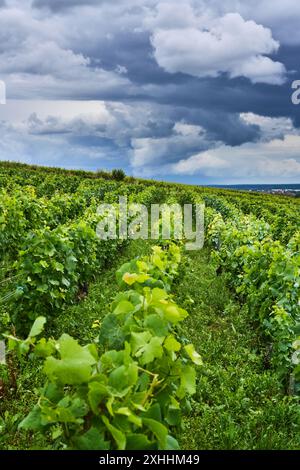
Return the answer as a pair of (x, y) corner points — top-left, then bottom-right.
(0, 161), (299, 450)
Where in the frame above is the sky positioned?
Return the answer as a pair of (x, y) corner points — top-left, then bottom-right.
(0, 0), (300, 184)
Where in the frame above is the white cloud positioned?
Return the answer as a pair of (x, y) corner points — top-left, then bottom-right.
(0, 5), (134, 99)
(173, 152), (229, 176)
(230, 56), (285, 85)
(172, 133), (300, 182)
(147, 5), (286, 84)
(240, 113), (297, 141)
(235, 0), (300, 46)
(173, 122), (205, 137)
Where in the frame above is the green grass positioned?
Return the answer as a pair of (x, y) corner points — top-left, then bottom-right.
(175, 247), (300, 450)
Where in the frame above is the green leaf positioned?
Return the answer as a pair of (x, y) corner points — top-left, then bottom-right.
(145, 314), (168, 336)
(178, 365), (196, 398)
(44, 334), (96, 384)
(73, 427), (110, 450)
(108, 363), (138, 392)
(131, 332), (164, 365)
(88, 381), (109, 415)
(131, 331), (152, 355)
(166, 435), (180, 450)
(51, 427), (63, 440)
(18, 406), (44, 431)
(34, 338), (56, 358)
(162, 305), (188, 324)
(166, 406), (181, 426)
(143, 403), (162, 421)
(151, 288), (168, 302)
(152, 254), (165, 270)
(141, 337), (164, 365)
(102, 416), (126, 450)
(28, 316), (46, 338)
(164, 335), (181, 352)
(61, 277), (70, 287)
(44, 383), (64, 403)
(115, 407), (142, 427)
(122, 273), (138, 286)
(99, 313), (125, 350)
(126, 433), (154, 450)
(143, 418), (168, 449)
(116, 262), (132, 286)
(113, 300), (134, 315)
(184, 344), (203, 365)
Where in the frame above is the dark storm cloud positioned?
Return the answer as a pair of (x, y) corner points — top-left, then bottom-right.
(189, 111), (261, 147)
(80, 31), (186, 86)
(145, 72), (298, 126)
(32, 0), (102, 12)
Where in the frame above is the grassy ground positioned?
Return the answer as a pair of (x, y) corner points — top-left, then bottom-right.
(1, 241), (299, 449)
(175, 247), (300, 450)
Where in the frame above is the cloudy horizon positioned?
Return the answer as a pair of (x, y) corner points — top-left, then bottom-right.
(0, 0), (300, 184)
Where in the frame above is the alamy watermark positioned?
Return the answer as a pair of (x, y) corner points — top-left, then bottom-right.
(96, 197), (205, 250)
(0, 80), (6, 105)
(291, 80), (300, 105)
(0, 340), (5, 365)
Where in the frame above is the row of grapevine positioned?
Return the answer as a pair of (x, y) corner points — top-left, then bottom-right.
(204, 203), (299, 387)
(197, 188), (300, 243)
(3, 161), (297, 244)
(5, 185), (168, 334)
(0, 187), (88, 258)
(5, 243), (202, 450)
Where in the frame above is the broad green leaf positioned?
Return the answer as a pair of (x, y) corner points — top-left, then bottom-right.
(73, 427), (110, 450)
(143, 403), (162, 421)
(122, 272), (138, 285)
(166, 435), (180, 450)
(34, 338), (56, 358)
(44, 334), (96, 384)
(44, 382), (64, 402)
(51, 427), (63, 440)
(135, 273), (151, 283)
(151, 288), (168, 302)
(143, 418), (168, 449)
(113, 300), (134, 315)
(99, 313), (125, 350)
(164, 335), (181, 352)
(65, 396), (88, 419)
(131, 332), (164, 365)
(123, 272), (149, 285)
(141, 337), (164, 365)
(115, 407), (142, 427)
(178, 365), (196, 398)
(184, 344), (203, 365)
(166, 407), (181, 426)
(152, 254), (165, 270)
(88, 382), (109, 415)
(108, 363), (138, 391)
(136, 260), (149, 272)
(145, 314), (168, 336)
(131, 331), (152, 355)
(126, 433), (153, 450)
(163, 305), (188, 324)
(28, 316), (46, 338)
(18, 406), (43, 431)
(102, 416), (126, 450)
